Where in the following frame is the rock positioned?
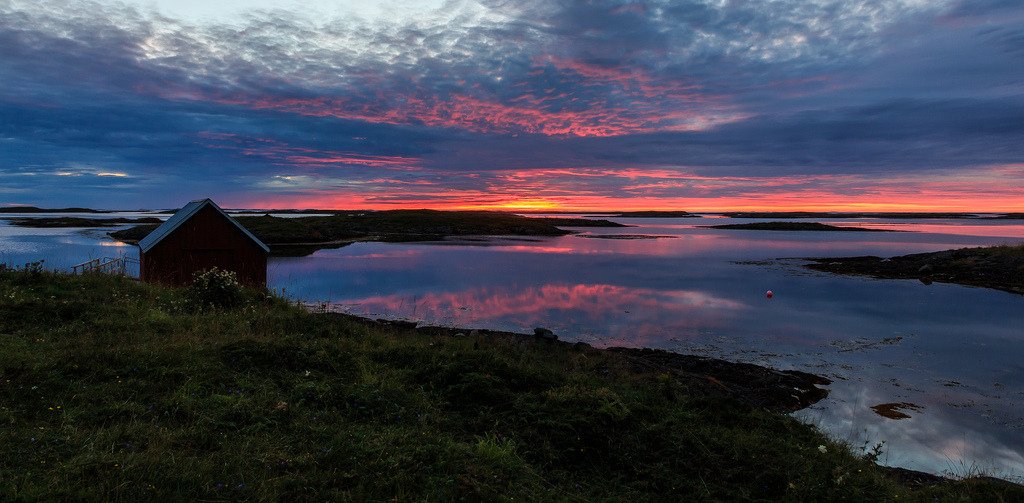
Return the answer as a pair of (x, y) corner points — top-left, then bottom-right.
(917, 264), (934, 275)
(533, 327), (558, 341)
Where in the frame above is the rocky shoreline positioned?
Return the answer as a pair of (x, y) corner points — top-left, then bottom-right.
(805, 244), (1024, 294)
(319, 312), (832, 413)
(324, 312), (1024, 488)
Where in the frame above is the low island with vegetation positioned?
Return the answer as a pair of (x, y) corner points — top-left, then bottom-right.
(7, 217), (163, 228)
(806, 244), (1024, 294)
(719, 212), (1024, 219)
(703, 221), (896, 232)
(609, 211), (700, 218)
(109, 209), (625, 255)
(0, 206), (112, 214)
(1, 267), (1021, 500)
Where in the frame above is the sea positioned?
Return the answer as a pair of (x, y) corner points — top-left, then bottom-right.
(2, 210), (1022, 480)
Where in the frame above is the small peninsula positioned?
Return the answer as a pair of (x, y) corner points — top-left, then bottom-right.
(805, 244), (1024, 294)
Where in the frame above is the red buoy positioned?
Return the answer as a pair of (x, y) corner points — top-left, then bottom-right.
(766, 290), (774, 299)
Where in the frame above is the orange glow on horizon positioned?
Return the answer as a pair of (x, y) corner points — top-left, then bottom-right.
(458, 199), (564, 211)
(239, 193), (1024, 213)
(231, 165), (1024, 213)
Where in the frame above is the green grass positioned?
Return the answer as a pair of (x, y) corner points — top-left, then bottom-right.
(1, 269), (1020, 500)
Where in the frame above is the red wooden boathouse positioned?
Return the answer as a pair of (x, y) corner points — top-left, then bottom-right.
(138, 199), (269, 286)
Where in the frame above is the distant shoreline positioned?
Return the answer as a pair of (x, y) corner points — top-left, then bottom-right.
(6, 217), (163, 228)
(701, 222), (904, 232)
(105, 210), (627, 256)
(4, 206), (1023, 219)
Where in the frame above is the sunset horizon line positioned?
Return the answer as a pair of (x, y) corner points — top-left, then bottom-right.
(5, 202), (1024, 214)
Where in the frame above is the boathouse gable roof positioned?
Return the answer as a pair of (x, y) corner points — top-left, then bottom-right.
(138, 198), (270, 254)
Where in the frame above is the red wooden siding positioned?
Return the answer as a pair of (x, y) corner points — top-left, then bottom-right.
(140, 205), (268, 287)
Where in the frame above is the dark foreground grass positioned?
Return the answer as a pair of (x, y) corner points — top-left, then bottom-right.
(1, 270), (1020, 501)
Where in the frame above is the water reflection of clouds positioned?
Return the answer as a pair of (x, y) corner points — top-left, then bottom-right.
(0, 239), (37, 255)
(345, 249), (423, 260)
(487, 244), (598, 255)
(798, 380), (1024, 479)
(0, 221), (138, 269)
(272, 248), (426, 274)
(330, 283), (745, 342)
(839, 222), (1024, 239)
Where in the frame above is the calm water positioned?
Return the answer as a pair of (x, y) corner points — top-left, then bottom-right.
(2, 212), (1023, 480)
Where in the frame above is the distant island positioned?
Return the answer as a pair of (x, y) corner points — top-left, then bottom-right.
(720, 212), (1024, 219)
(110, 210), (625, 255)
(8, 217), (162, 228)
(607, 211), (700, 218)
(806, 244), (1024, 294)
(0, 206), (111, 213)
(702, 222), (898, 232)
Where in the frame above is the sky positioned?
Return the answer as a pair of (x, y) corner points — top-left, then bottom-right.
(1, 0), (1023, 211)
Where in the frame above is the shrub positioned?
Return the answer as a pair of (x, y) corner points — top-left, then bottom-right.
(22, 260), (44, 276)
(187, 267), (246, 310)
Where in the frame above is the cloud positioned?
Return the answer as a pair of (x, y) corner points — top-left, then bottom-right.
(0, 0), (1021, 208)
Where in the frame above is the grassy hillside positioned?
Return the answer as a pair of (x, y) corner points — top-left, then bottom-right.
(0, 269), (1020, 500)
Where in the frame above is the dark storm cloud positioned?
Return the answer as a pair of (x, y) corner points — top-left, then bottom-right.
(0, 0), (1021, 207)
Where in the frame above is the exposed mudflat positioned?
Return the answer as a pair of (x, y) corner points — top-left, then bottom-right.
(871, 402), (924, 420)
